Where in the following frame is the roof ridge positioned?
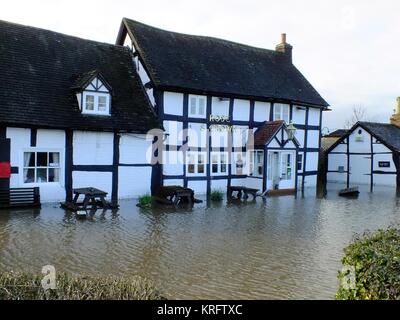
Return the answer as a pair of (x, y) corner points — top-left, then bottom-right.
(359, 121), (393, 125)
(0, 19), (127, 51)
(123, 17), (278, 55)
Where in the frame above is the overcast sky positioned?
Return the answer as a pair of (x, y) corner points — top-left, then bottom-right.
(2, 0), (400, 132)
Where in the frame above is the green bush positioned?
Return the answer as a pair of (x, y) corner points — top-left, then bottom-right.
(336, 228), (400, 300)
(0, 272), (162, 300)
(210, 190), (223, 201)
(137, 194), (152, 207)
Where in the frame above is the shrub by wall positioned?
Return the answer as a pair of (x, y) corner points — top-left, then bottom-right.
(336, 228), (400, 300)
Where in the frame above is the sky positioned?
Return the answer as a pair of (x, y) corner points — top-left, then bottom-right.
(2, 0), (400, 132)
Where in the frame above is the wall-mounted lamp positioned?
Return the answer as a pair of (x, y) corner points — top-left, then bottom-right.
(285, 121), (297, 141)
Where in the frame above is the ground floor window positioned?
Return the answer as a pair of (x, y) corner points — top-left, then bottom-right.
(186, 152), (206, 175)
(23, 151), (61, 183)
(280, 153), (293, 180)
(249, 150), (264, 177)
(267, 152), (273, 179)
(211, 152), (228, 175)
(234, 153), (246, 175)
(297, 153), (303, 171)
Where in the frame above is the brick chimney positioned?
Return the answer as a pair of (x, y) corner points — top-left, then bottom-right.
(390, 97), (400, 127)
(275, 33), (293, 63)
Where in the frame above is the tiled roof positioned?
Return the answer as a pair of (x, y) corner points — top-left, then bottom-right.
(118, 18), (329, 107)
(0, 20), (160, 132)
(254, 120), (284, 145)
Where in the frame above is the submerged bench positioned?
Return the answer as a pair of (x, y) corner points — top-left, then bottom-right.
(61, 187), (116, 211)
(155, 186), (202, 205)
(227, 186), (259, 200)
(0, 187), (41, 209)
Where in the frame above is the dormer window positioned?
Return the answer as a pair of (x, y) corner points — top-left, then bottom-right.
(82, 92), (110, 115)
(73, 70), (112, 116)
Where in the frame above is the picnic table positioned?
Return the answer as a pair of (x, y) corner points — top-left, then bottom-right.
(227, 186), (259, 200)
(61, 187), (113, 211)
(154, 186), (202, 205)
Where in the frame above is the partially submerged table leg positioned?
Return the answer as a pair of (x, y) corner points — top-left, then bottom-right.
(72, 193), (80, 204)
(99, 196), (108, 208)
(82, 195), (91, 210)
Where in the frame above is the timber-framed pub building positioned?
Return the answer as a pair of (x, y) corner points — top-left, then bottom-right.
(0, 18), (329, 203)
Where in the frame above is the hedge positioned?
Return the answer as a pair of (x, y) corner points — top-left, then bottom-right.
(336, 228), (400, 300)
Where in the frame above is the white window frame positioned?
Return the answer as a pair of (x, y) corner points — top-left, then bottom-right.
(82, 91), (111, 116)
(211, 152), (228, 175)
(297, 153), (303, 172)
(186, 151), (207, 176)
(21, 149), (63, 186)
(273, 103), (290, 123)
(188, 95), (207, 118)
(248, 150), (264, 177)
(280, 152), (294, 181)
(234, 152), (247, 175)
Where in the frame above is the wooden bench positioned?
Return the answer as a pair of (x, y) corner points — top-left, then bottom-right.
(155, 186), (202, 205)
(61, 187), (114, 211)
(227, 186), (259, 200)
(0, 187), (41, 209)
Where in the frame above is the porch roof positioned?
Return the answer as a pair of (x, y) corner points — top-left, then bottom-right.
(254, 120), (285, 145)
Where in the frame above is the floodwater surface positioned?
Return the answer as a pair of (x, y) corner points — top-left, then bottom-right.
(0, 184), (399, 299)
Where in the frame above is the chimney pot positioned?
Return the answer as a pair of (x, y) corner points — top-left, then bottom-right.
(281, 33), (286, 44)
(275, 33), (293, 63)
(390, 97), (400, 127)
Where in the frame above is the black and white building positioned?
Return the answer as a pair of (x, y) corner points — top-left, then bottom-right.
(116, 18), (329, 195)
(0, 20), (159, 203)
(326, 100), (400, 190)
(0, 18), (330, 202)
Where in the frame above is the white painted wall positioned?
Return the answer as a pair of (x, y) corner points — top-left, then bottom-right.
(164, 92), (184, 116)
(233, 99), (250, 121)
(245, 177), (263, 190)
(164, 120), (183, 146)
(292, 106), (306, 124)
(73, 171), (112, 198)
(163, 179), (184, 187)
(211, 97), (229, 117)
(210, 179), (228, 191)
(187, 180), (207, 194)
(303, 175), (317, 187)
(306, 152), (319, 172)
(307, 130), (320, 148)
(327, 126), (397, 186)
(119, 133), (151, 165)
(7, 127), (31, 166)
(230, 178), (247, 186)
(295, 129), (305, 146)
(6, 127), (153, 202)
(7, 127), (66, 202)
(211, 126), (228, 148)
(118, 166), (152, 198)
(159, 89), (324, 193)
(188, 122), (207, 147)
(308, 108), (321, 126)
(254, 102), (270, 122)
(163, 150), (184, 176)
(73, 131), (113, 165)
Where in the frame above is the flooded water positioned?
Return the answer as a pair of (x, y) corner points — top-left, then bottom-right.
(0, 184), (399, 299)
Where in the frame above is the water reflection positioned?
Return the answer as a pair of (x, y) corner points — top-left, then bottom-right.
(0, 184), (399, 299)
